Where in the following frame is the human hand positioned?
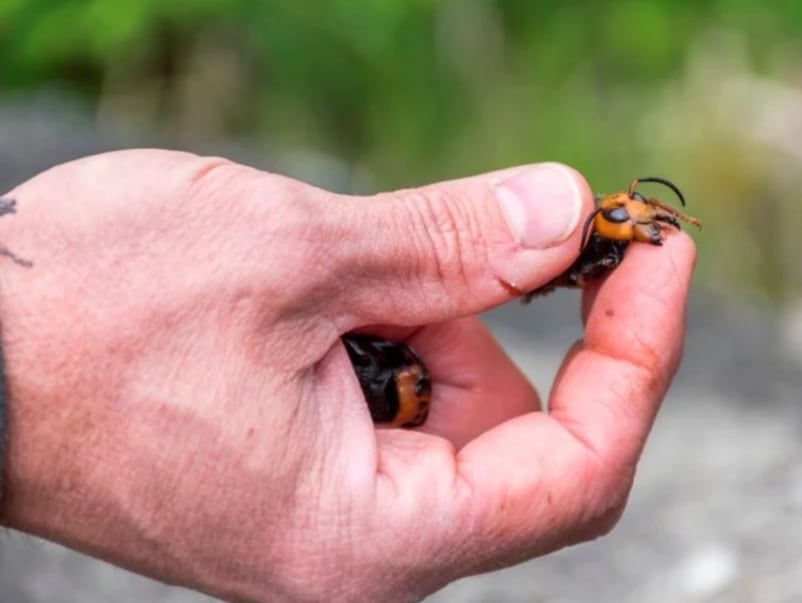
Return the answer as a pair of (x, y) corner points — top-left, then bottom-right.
(0, 150), (695, 602)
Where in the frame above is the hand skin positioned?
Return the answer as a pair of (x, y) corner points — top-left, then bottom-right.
(0, 150), (695, 602)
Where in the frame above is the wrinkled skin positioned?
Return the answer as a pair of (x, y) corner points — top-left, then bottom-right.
(0, 150), (695, 602)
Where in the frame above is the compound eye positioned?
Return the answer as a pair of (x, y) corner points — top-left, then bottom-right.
(601, 207), (630, 223)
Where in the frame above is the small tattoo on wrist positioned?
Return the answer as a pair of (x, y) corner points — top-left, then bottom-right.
(0, 198), (33, 268)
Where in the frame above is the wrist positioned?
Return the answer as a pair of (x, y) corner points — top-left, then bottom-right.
(0, 269), (105, 536)
(0, 205), (137, 564)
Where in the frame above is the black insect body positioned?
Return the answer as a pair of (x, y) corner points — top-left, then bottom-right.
(525, 230), (628, 298)
(342, 334), (431, 427)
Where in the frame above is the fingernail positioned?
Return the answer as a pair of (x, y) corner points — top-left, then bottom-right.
(493, 164), (582, 249)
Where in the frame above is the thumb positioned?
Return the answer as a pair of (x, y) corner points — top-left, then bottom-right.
(329, 163), (594, 328)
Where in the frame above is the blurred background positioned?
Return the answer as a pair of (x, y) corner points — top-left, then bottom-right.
(1, 1), (801, 602)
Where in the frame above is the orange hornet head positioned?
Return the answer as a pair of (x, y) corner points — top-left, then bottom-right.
(580, 177), (701, 249)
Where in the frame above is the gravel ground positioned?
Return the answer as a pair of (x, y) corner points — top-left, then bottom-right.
(1, 102), (800, 602)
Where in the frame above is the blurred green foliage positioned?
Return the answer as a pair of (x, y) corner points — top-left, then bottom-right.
(3, 1), (802, 302)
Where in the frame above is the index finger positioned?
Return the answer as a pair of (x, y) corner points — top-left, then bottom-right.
(549, 230), (695, 468)
(451, 232), (696, 567)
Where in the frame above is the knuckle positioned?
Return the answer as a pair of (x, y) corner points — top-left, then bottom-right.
(591, 500), (628, 538)
(568, 496), (628, 546)
(183, 157), (336, 307)
(404, 186), (490, 303)
(553, 457), (634, 548)
(582, 460), (635, 534)
(186, 155), (239, 192)
(164, 156), (240, 205)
